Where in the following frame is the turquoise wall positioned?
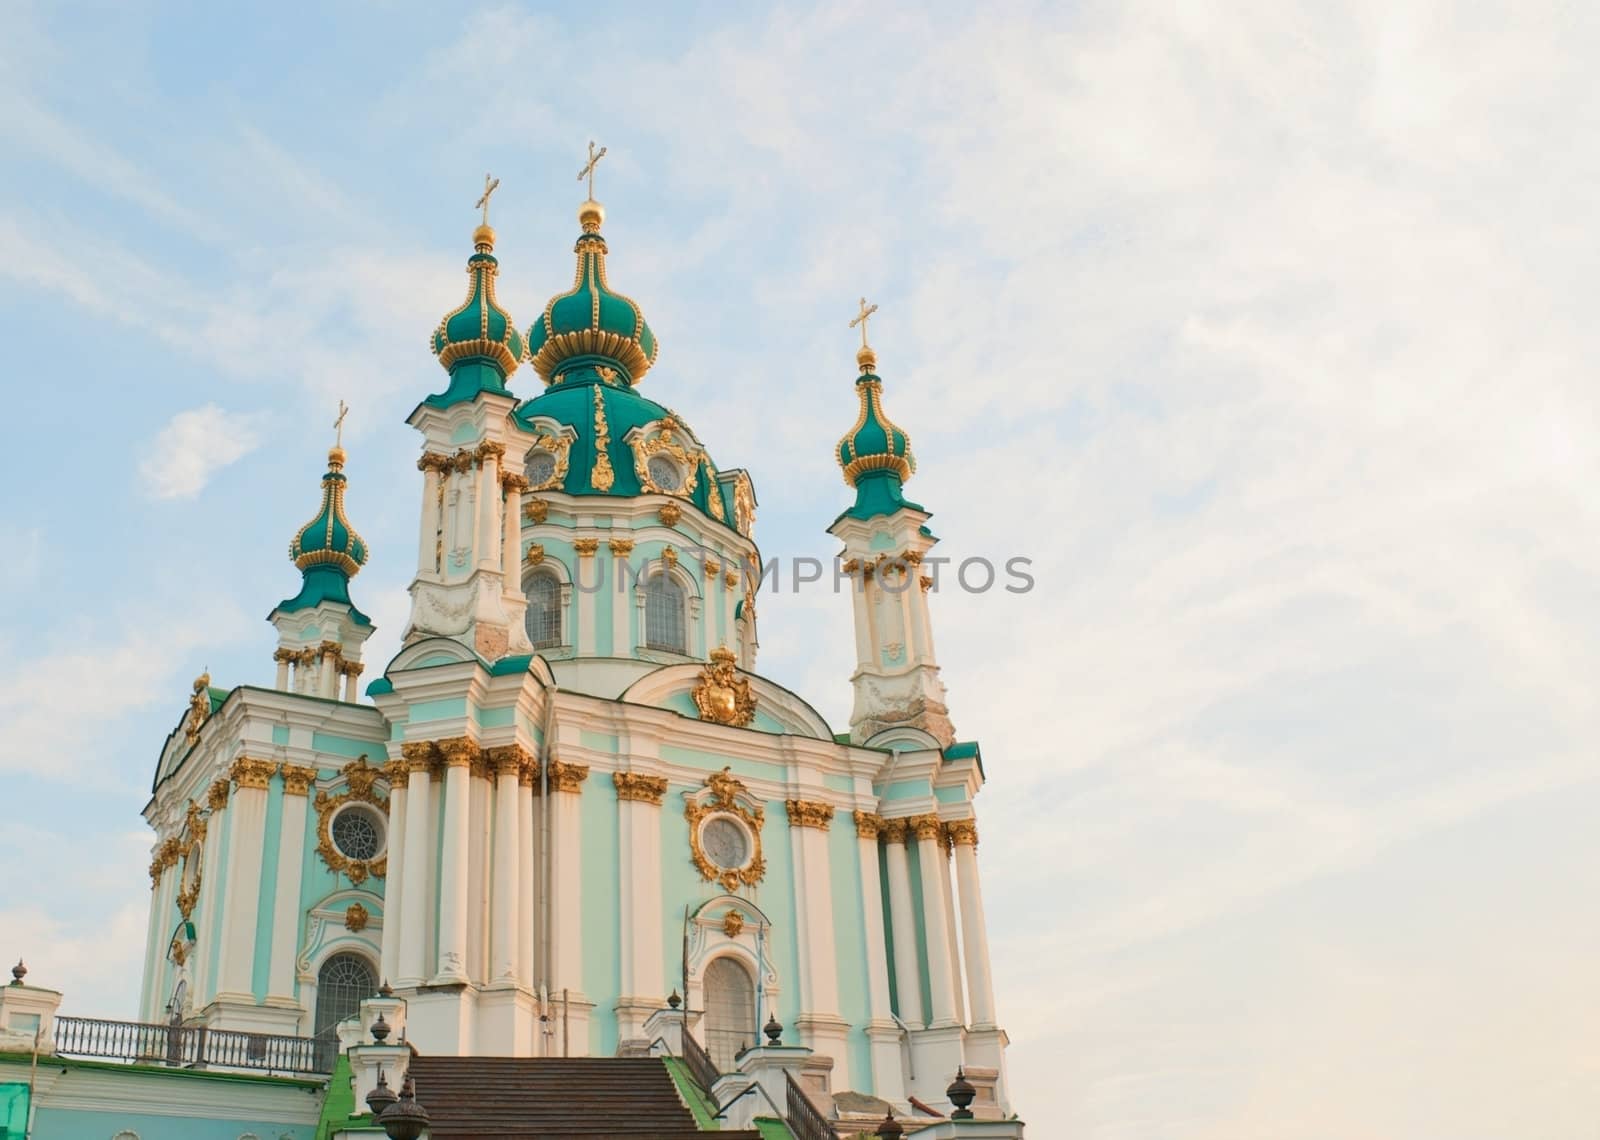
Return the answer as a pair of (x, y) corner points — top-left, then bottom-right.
(252, 776), (285, 999)
(829, 820), (874, 1092)
(34, 1106), (314, 1140)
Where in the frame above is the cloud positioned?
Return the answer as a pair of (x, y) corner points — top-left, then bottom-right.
(138, 404), (266, 500)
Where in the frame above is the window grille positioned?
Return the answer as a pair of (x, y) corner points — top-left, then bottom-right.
(645, 573), (687, 653)
(525, 573), (562, 649)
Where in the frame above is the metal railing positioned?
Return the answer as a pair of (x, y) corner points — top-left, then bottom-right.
(681, 1028), (721, 1091)
(54, 1016), (328, 1076)
(785, 1069), (835, 1140)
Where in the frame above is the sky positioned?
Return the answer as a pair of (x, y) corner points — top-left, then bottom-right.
(1, 1), (1597, 1136)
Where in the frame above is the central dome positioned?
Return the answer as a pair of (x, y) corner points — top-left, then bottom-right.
(525, 200), (659, 386)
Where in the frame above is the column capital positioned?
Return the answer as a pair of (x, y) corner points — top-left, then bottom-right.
(881, 817), (909, 844)
(907, 812), (943, 842)
(485, 744), (533, 780)
(280, 764), (319, 796)
(206, 778), (231, 811)
(608, 537), (635, 558)
(573, 537), (600, 558)
(400, 741), (439, 773)
(381, 758), (409, 783)
(435, 736), (480, 769)
(785, 799), (836, 830)
(546, 759), (590, 794)
(613, 772), (669, 804)
(945, 818), (979, 851)
(852, 810), (885, 839)
(230, 757), (277, 791)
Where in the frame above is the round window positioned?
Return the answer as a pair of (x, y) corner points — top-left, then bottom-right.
(526, 450), (557, 486)
(647, 454), (683, 492)
(701, 815), (750, 871)
(330, 804), (385, 862)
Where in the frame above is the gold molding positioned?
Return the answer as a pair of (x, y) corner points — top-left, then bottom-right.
(546, 759), (589, 794)
(591, 385), (615, 492)
(281, 764), (319, 796)
(786, 799), (835, 830)
(691, 647), (756, 727)
(853, 810), (885, 839)
(629, 417), (703, 497)
(175, 800), (206, 919)
(230, 757), (277, 790)
(613, 771), (669, 804)
(685, 767), (767, 892)
(312, 756), (392, 884)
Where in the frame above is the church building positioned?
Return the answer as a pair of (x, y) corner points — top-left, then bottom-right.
(4, 162), (1022, 1138)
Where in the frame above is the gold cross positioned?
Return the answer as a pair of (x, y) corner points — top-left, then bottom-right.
(578, 140), (608, 200)
(849, 297), (879, 348)
(475, 173), (501, 226)
(333, 400), (349, 448)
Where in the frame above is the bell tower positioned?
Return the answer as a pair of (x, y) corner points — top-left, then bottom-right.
(828, 308), (954, 746)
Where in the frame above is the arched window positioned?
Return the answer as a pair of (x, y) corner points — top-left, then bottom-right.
(645, 572), (687, 653)
(702, 956), (756, 1072)
(313, 952), (375, 1068)
(525, 572), (562, 649)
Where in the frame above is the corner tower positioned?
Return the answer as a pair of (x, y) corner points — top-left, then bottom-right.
(828, 307), (954, 747)
(404, 200), (536, 660)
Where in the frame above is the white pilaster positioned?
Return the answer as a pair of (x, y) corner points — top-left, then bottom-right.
(883, 821), (923, 1026)
(397, 755), (434, 987)
(854, 813), (906, 1102)
(491, 753), (521, 983)
(267, 767), (315, 1009)
(380, 773), (408, 988)
(952, 826), (996, 1027)
(547, 759), (589, 1053)
(519, 773), (537, 987)
(215, 760), (274, 1002)
(911, 817), (959, 1027)
(615, 773), (666, 1043)
(435, 743), (474, 982)
(789, 800), (849, 1076)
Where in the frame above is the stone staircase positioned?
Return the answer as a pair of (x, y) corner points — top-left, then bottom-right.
(405, 1055), (767, 1139)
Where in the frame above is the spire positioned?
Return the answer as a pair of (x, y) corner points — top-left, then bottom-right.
(525, 142), (658, 387)
(836, 299), (918, 521)
(427, 174), (525, 408)
(279, 427), (371, 625)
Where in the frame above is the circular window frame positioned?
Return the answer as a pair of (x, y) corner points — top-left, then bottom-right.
(314, 758), (391, 885)
(646, 454), (685, 494)
(697, 812), (755, 875)
(328, 801), (387, 863)
(525, 448), (559, 489)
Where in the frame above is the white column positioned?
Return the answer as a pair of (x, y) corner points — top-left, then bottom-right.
(417, 459), (441, 576)
(216, 760), (275, 999)
(477, 450), (501, 571)
(575, 547), (599, 655)
(517, 766), (536, 987)
(267, 767), (315, 1007)
(381, 771), (408, 989)
(789, 803), (840, 1016)
(882, 820), (923, 1026)
(911, 816), (959, 1026)
(853, 813), (905, 1102)
(435, 740), (474, 982)
(274, 653), (290, 691)
(319, 650), (339, 700)
(191, 787), (227, 1006)
(951, 824), (996, 1027)
(937, 831), (966, 1026)
(491, 750), (522, 983)
(344, 666), (362, 703)
(547, 760), (588, 1052)
(467, 768), (489, 980)
(397, 750), (434, 987)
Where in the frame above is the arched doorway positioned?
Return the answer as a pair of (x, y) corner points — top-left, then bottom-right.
(702, 956), (756, 1071)
(313, 952), (375, 1069)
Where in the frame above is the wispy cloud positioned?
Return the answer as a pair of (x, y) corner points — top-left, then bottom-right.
(138, 404), (266, 500)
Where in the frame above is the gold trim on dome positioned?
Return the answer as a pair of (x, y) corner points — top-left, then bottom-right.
(785, 799), (835, 831)
(836, 379), (914, 487)
(732, 472), (757, 537)
(684, 767), (767, 892)
(692, 647), (756, 727)
(614, 771), (669, 804)
(590, 385), (616, 491)
(522, 434), (572, 492)
(313, 755), (392, 885)
(630, 418), (704, 497)
(705, 464), (726, 523)
(531, 330), (656, 387)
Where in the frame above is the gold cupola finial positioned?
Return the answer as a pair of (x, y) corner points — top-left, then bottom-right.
(577, 140), (608, 232)
(850, 296), (880, 374)
(474, 172), (501, 251)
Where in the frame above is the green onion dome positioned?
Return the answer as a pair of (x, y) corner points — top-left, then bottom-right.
(430, 224), (525, 380)
(526, 200), (659, 386)
(837, 344), (915, 485)
(279, 446), (370, 621)
(290, 447), (369, 575)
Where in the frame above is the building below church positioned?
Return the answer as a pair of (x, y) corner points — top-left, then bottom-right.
(1, 172), (1025, 1139)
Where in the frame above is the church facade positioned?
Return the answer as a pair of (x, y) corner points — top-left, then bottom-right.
(134, 179), (1014, 1122)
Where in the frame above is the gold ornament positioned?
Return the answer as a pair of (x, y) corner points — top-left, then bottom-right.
(945, 819), (979, 850)
(691, 647), (756, 728)
(230, 757), (277, 790)
(546, 759), (590, 794)
(526, 543), (546, 566)
(573, 537), (600, 558)
(613, 771), (669, 804)
(344, 902), (370, 932)
(685, 767), (767, 892)
(281, 764), (319, 796)
(609, 537), (635, 557)
(853, 810), (885, 839)
(312, 757), (392, 884)
(722, 910), (745, 938)
(785, 799), (835, 830)
(524, 499), (550, 524)
(909, 813), (943, 842)
(657, 502), (682, 526)
(184, 673), (211, 746)
(590, 385), (615, 492)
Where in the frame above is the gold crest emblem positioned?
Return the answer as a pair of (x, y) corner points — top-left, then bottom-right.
(691, 647), (756, 727)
